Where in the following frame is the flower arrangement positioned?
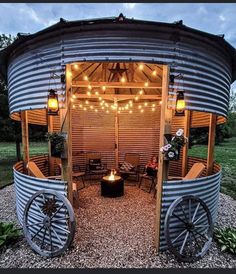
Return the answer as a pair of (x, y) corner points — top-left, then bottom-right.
(45, 132), (66, 158)
(160, 129), (188, 160)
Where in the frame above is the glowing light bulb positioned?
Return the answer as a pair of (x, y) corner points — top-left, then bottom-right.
(135, 96), (139, 101)
(87, 91), (91, 96)
(139, 64), (144, 70)
(72, 104), (75, 108)
(118, 110), (121, 114)
(141, 109), (144, 113)
(74, 64), (79, 70)
(72, 94), (76, 99)
(159, 101), (162, 105)
(95, 109), (98, 112)
(139, 89), (143, 95)
(144, 102), (148, 107)
(102, 86), (106, 91)
(105, 103), (109, 107)
(79, 104), (83, 108)
(90, 105), (94, 109)
(83, 107), (87, 111)
(152, 70), (157, 76)
(152, 103), (156, 107)
(121, 77), (125, 83)
(68, 71), (72, 77)
(106, 110), (109, 113)
(95, 91), (99, 96)
(99, 97), (102, 101)
(83, 75), (88, 81)
(88, 85), (92, 90)
(129, 100), (133, 105)
(144, 81), (149, 87)
(138, 105), (142, 109)
(71, 98), (74, 102)
(85, 100), (89, 104)
(129, 110), (133, 114)
(152, 108), (156, 112)
(102, 106), (105, 110)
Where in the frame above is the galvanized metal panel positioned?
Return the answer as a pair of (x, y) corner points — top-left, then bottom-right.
(159, 160), (221, 250)
(6, 21), (233, 117)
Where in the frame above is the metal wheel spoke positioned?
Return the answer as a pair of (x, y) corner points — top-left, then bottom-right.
(173, 229), (187, 244)
(53, 216), (70, 222)
(51, 226), (64, 247)
(194, 230), (209, 241)
(193, 213), (206, 225)
(26, 221), (44, 227)
(31, 225), (44, 240)
(191, 202), (200, 223)
(180, 231), (189, 255)
(40, 227), (47, 250)
(179, 204), (189, 222)
(41, 193), (46, 203)
(194, 224), (209, 228)
(51, 223), (70, 234)
(172, 213), (187, 224)
(51, 203), (65, 219)
(48, 227), (53, 251)
(192, 231), (202, 251)
(28, 211), (44, 221)
(33, 200), (45, 217)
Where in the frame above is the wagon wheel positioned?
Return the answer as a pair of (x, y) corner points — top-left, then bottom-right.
(164, 195), (213, 263)
(23, 189), (76, 257)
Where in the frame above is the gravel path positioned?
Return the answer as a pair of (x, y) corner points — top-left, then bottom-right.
(0, 183), (236, 268)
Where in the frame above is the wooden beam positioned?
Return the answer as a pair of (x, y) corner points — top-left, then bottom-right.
(114, 98), (119, 169)
(207, 114), (217, 175)
(47, 114), (54, 176)
(155, 65), (172, 252)
(21, 110), (29, 174)
(74, 94), (161, 101)
(60, 64), (73, 205)
(72, 81), (162, 89)
(182, 110), (191, 177)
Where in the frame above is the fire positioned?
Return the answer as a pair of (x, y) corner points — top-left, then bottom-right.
(108, 169), (116, 181)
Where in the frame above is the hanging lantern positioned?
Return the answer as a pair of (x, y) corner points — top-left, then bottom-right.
(175, 90), (185, 116)
(47, 89), (59, 115)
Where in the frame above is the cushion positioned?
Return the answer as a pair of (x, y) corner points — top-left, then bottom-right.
(89, 158), (103, 171)
(120, 161), (134, 172)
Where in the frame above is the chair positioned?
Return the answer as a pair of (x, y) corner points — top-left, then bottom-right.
(153, 163), (206, 198)
(85, 152), (108, 182)
(139, 166), (157, 193)
(119, 153), (140, 182)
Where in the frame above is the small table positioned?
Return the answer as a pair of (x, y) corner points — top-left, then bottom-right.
(101, 175), (124, 197)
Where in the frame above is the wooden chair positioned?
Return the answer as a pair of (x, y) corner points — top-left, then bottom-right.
(153, 163), (206, 198)
(85, 152), (108, 182)
(119, 153), (140, 182)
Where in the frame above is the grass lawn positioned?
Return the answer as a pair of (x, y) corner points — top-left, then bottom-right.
(0, 142), (48, 188)
(188, 137), (236, 199)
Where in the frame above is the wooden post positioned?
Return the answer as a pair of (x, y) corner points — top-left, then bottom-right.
(114, 98), (119, 169)
(60, 64), (73, 205)
(21, 110), (29, 174)
(182, 110), (191, 177)
(207, 114), (217, 175)
(47, 114), (54, 176)
(155, 65), (172, 251)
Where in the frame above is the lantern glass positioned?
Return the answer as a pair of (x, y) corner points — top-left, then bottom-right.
(175, 90), (185, 116)
(48, 89), (59, 115)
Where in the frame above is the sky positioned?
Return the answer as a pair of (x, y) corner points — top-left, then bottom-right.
(0, 2), (236, 89)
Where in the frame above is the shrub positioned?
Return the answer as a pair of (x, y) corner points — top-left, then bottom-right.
(214, 227), (236, 255)
(0, 222), (22, 249)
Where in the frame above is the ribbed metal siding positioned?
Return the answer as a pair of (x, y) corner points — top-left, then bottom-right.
(159, 160), (221, 250)
(13, 159), (68, 247)
(7, 22), (232, 117)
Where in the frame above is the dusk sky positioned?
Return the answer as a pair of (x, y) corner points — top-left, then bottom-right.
(0, 2), (236, 88)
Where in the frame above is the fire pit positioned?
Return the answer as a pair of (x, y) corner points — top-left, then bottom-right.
(101, 170), (124, 197)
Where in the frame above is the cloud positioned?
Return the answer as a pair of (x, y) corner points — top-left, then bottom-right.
(123, 3), (138, 10)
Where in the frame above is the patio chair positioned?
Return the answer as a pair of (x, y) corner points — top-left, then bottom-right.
(119, 153), (140, 182)
(139, 166), (157, 193)
(85, 152), (108, 182)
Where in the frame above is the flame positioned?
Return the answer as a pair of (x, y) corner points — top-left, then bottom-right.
(108, 169), (116, 181)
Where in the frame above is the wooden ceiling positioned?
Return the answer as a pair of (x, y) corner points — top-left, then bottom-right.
(71, 62), (163, 96)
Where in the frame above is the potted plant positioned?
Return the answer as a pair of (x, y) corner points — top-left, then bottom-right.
(45, 132), (66, 158)
(160, 129), (188, 161)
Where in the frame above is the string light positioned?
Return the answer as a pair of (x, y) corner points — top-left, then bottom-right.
(99, 97), (102, 101)
(88, 85), (92, 90)
(152, 70), (157, 76)
(74, 64), (79, 70)
(102, 106), (105, 110)
(159, 101), (162, 105)
(129, 110), (133, 114)
(152, 103), (156, 107)
(85, 100), (89, 104)
(152, 108), (156, 112)
(90, 105), (94, 109)
(144, 102), (148, 107)
(102, 86), (106, 91)
(121, 77), (126, 83)
(79, 104), (83, 108)
(71, 98), (74, 102)
(95, 109), (98, 112)
(72, 94), (76, 99)
(135, 96), (139, 101)
(87, 91), (91, 96)
(118, 110), (121, 114)
(139, 64), (144, 70)
(83, 107), (87, 111)
(95, 91), (99, 96)
(83, 75), (88, 81)
(139, 89), (143, 95)
(138, 105), (142, 109)
(140, 109), (144, 113)
(72, 104), (75, 108)
(106, 110), (110, 113)
(68, 71), (72, 77)
(144, 81), (149, 87)
(105, 103), (109, 107)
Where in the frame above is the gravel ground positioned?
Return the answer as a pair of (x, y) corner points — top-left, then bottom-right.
(0, 183), (236, 268)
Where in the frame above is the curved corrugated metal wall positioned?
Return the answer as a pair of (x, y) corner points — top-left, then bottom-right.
(159, 160), (221, 250)
(7, 22), (232, 117)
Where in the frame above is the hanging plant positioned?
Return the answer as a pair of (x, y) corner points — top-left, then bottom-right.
(45, 132), (66, 158)
(160, 129), (188, 161)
